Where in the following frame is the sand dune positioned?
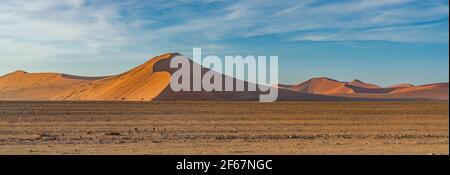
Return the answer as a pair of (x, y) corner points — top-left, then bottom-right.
(0, 53), (448, 101)
(62, 53), (173, 101)
(279, 78), (389, 95)
(0, 54), (173, 101)
(387, 83), (449, 100)
(389, 84), (415, 88)
(151, 55), (348, 101)
(347, 79), (381, 89)
(281, 77), (448, 100)
(282, 77), (354, 95)
(0, 71), (95, 100)
(279, 77), (384, 95)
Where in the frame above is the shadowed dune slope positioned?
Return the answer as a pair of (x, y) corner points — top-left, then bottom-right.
(151, 55), (349, 101)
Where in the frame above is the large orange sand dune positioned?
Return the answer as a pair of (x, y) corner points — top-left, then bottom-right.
(0, 54), (173, 101)
(0, 53), (448, 101)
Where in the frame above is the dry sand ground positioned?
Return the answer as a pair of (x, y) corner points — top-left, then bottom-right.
(0, 101), (448, 155)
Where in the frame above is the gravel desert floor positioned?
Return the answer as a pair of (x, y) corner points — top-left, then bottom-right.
(0, 101), (448, 155)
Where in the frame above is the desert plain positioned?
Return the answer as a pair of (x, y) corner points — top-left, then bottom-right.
(0, 101), (448, 155)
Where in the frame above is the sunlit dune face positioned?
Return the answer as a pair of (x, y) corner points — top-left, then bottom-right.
(0, 54), (175, 101)
(63, 53), (175, 101)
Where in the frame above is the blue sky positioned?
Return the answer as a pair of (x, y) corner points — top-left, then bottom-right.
(0, 0), (448, 86)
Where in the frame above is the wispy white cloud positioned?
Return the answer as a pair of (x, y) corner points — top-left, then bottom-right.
(135, 0), (448, 43)
(0, 0), (129, 61)
(290, 18), (449, 43)
(0, 0), (448, 75)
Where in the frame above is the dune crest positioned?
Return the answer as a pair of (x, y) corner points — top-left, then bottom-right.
(348, 79), (381, 89)
(389, 84), (415, 88)
(62, 53), (174, 101)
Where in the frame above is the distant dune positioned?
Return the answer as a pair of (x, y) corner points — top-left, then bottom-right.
(347, 79), (381, 89)
(280, 77), (448, 100)
(279, 77), (354, 95)
(387, 83), (449, 100)
(0, 53), (448, 101)
(388, 84), (415, 88)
